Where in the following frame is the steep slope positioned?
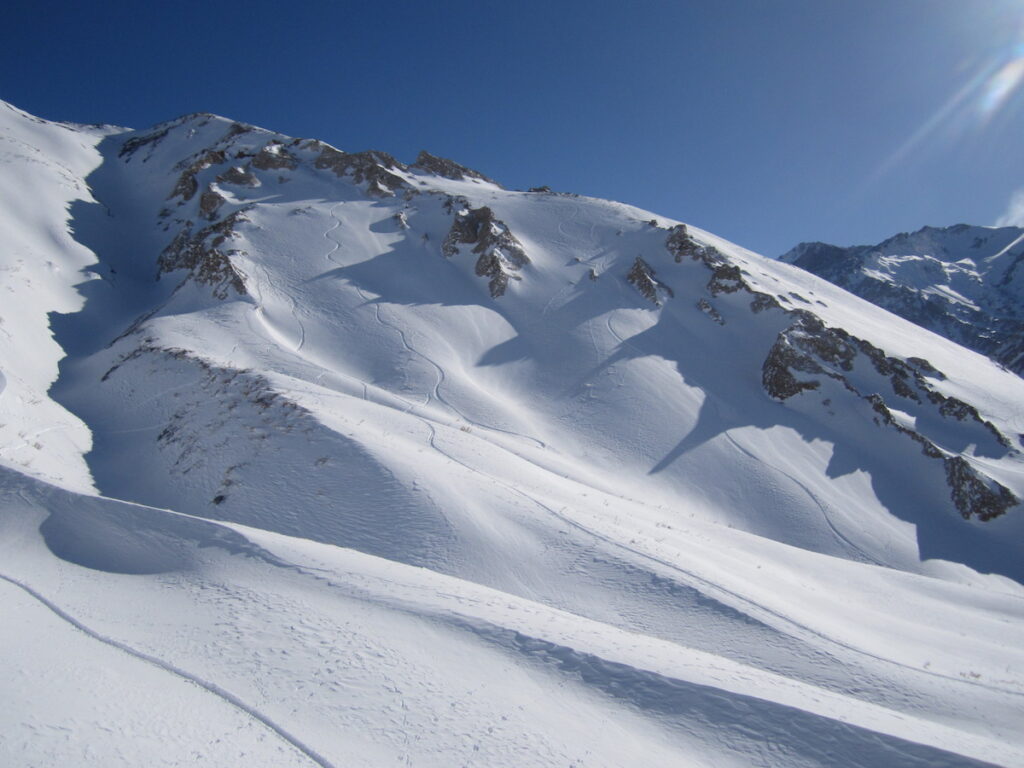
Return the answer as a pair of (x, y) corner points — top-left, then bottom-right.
(781, 225), (1024, 375)
(2, 100), (1024, 767)
(0, 101), (125, 490)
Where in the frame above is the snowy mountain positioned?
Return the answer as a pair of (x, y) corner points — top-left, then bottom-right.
(2, 99), (1024, 767)
(781, 225), (1024, 376)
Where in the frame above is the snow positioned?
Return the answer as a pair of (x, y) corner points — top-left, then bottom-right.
(2, 99), (1023, 766)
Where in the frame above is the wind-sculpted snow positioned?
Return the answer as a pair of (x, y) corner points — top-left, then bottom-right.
(3, 474), (1023, 767)
(3, 99), (1024, 766)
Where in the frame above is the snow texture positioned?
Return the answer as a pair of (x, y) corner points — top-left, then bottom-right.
(2, 99), (1024, 767)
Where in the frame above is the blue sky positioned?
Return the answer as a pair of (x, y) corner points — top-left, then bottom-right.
(4, 0), (1023, 256)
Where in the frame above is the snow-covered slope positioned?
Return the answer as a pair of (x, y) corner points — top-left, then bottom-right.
(2, 100), (1024, 767)
(781, 225), (1024, 376)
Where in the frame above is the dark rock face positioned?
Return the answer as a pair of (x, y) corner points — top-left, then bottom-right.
(696, 298), (724, 325)
(251, 142), (298, 171)
(412, 151), (497, 185)
(627, 257), (673, 305)
(945, 456), (1018, 521)
(707, 263), (745, 296)
(666, 224), (702, 263)
(310, 142), (407, 196)
(158, 210), (250, 299)
(663, 223), (1019, 521)
(442, 202), (529, 297)
(750, 293), (781, 313)
(198, 187), (225, 220)
(758, 312), (1018, 520)
(781, 225), (1024, 375)
(119, 113), (217, 161)
(216, 166), (259, 187)
(169, 150), (226, 202)
(762, 333), (824, 400)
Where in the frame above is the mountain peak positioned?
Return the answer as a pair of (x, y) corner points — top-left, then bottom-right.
(782, 225), (1024, 375)
(4, 100), (1024, 768)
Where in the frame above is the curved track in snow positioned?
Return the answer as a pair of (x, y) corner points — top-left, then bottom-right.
(0, 571), (336, 768)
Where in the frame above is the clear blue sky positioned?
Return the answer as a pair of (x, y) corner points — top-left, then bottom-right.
(4, 0), (1023, 255)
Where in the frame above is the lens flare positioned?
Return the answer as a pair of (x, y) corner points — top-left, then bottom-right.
(867, 32), (1024, 185)
(977, 45), (1024, 122)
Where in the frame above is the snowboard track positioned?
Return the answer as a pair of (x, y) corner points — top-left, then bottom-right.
(0, 571), (336, 768)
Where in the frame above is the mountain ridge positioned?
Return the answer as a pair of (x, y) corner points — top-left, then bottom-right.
(781, 223), (1024, 376)
(2, 99), (1024, 767)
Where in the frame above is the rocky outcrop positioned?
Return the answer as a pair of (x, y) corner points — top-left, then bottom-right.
(309, 142), (407, 196)
(666, 224), (702, 263)
(759, 312), (1017, 520)
(216, 166), (259, 187)
(198, 186), (225, 220)
(412, 151), (497, 185)
(696, 298), (724, 324)
(119, 113), (217, 160)
(762, 329), (825, 400)
(781, 225), (1024, 376)
(442, 203), (529, 297)
(627, 257), (673, 305)
(666, 225), (781, 314)
(169, 149), (226, 202)
(665, 223), (1018, 521)
(945, 456), (1018, 521)
(158, 209), (250, 299)
(251, 141), (298, 171)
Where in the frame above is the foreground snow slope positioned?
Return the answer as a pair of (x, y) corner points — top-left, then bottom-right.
(3, 470), (1023, 767)
(2, 100), (1023, 766)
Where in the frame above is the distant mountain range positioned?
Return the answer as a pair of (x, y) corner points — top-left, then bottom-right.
(781, 224), (1024, 375)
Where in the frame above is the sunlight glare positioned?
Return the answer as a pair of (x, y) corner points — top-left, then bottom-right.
(977, 43), (1024, 122)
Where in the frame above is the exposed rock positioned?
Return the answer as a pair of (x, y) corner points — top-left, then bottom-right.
(781, 225), (1024, 375)
(310, 142), (407, 196)
(757, 299), (1016, 520)
(627, 257), (673, 305)
(866, 394), (942, 458)
(926, 389), (1009, 447)
(907, 356), (944, 379)
(750, 293), (781, 313)
(221, 122), (254, 142)
(945, 456), (1018, 520)
(696, 298), (724, 324)
(120, 126), (171, 159)
(119, 113), (214, 160)
(251, 142), (298, 171)
(529, 186), (553, 194)
(158, 209), (250, 299)
(169, 149), (226, 202)
(198, 187), (225, 220)
(442, 205), (530, 297)
(665, 224), (702, 263)
(216, 166), (259, 187)
(707, 263), (746, 296)
(762, 333), (824, 400)
(412, 150), (497, 185)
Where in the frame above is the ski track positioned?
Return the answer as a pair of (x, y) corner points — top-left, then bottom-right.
(722, 430), (886, 568)
(323, 201), (547, 448)
(603, 311), (1023, 694)
(422, 397), (1024, 699)
(0, 571), (335, 768)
